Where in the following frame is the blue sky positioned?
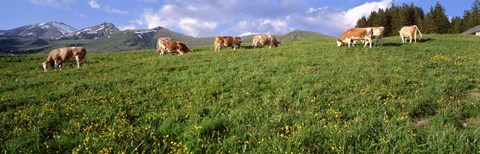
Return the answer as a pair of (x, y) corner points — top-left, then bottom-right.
(0, 0), (473, 37)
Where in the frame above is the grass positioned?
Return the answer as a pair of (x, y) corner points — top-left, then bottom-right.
(1, 34), (480, 153)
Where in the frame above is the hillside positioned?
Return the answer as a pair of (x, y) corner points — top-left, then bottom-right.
(1, 34), (479, 153)
(0, 36), (53, 54)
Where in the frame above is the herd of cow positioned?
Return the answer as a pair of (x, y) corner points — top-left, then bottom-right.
(337, 25), (423, 47)
(42, 25), (423, 72)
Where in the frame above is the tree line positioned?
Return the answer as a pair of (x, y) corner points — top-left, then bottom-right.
(356, 0), (480, 36)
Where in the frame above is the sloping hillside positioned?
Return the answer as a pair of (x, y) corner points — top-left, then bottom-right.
(1, 34), (479, 153)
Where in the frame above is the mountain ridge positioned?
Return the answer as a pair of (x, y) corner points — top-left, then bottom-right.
(0, 22), (331, 54)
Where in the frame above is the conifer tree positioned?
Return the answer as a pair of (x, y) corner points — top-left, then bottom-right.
(464, 0), (480, 30)
(423, 2), (450, 33)
(448, 17), (464, 34)
(356, 16), (368, 28)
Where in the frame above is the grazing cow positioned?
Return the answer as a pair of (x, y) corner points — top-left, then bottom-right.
(214, 36), (242, 52)
(336, 28), (373, 48)
(353, 26), (384, 46)
(156, 37), (178, 55)
(370, 26), (384, 46)
(399, 25), (422, 43)
(161, 41), (191, 56)
(43, 47), (87, 72)
(252, 34), (280, 49)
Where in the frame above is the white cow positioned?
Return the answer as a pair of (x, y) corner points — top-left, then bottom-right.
(399, 25), (423, 43)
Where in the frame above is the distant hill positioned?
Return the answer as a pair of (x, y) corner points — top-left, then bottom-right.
(0, 36), (54, 54)
(0, 21), (331, 54)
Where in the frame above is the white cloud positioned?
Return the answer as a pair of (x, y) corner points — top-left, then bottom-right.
(179, 18), (218, 37)
(232, 18), (293, 36)
(300, 0), (392, 36)
(137, 5), (218, 37)
(105, 6), (128, 14)
(134, 0), (391, 37)
(341, 0), (392, 27)
(119, 25), (136, 30)
(88, 0), (100, 9)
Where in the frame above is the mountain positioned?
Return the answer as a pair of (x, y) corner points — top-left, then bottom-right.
(282, 30), (331, 39)
(83, 26), (216, 52)
(2, 22), (76, 39)
(59, 22), (120, 40)
(0, 22), (331, 53)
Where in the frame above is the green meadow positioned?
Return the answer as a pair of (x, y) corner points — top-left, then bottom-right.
(1, 34), (479, 153)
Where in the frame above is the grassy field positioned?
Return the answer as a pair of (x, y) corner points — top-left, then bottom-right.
(1, 34), (479, 153)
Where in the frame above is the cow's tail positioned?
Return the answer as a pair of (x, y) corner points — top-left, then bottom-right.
(414, 25), (423, 39)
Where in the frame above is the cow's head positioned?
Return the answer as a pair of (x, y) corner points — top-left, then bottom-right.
(234, 36), (242, 43)
(42, 61), (53, 72)
(336, 39), (343, 47)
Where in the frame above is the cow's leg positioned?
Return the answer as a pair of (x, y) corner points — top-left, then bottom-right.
(380, 36), (383, 46)
(368, 38), (372, 48)
(178, 50), (184, 56)
(75, 55), (80, 69)
(55, 60), (62, 70)
(400, 32), (404, 43)
(409, 36), (412, 43)
(414, 33), (417, 43)
(347, 39), (351, 47)
(54, 60), (59, 70)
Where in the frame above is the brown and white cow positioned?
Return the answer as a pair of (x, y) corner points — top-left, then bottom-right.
(161, 41), (191, 56)
(43, 47), (87, 72)
(214, 36), (242, 52)
(252, 34), (280, 49)
(336, 28), (373, 48)
(399, 25), (422, 43)
(353, 26), (384, 46)
(156, 37), (178, 55)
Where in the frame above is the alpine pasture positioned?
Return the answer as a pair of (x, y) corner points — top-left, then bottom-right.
(1, 34), (479, 153)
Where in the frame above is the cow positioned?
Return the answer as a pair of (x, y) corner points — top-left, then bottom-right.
(353, 26), (384, 46)
(336, 28), (373, 48)
(252, 34), (280, 49)
(399, 25), (423, 43)
(214, 36), (242, 52)
(42, 47), (87, 72)
(156, 37), (178, 55)
(161, 41), (191, 56)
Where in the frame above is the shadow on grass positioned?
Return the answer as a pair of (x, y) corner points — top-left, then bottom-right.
(381, 43), (404, 47)
(417, 38), (433, 43)
(241, 46), (254, 50)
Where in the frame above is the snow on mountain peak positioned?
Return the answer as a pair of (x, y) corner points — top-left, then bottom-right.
(50, 22), (76, 34)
